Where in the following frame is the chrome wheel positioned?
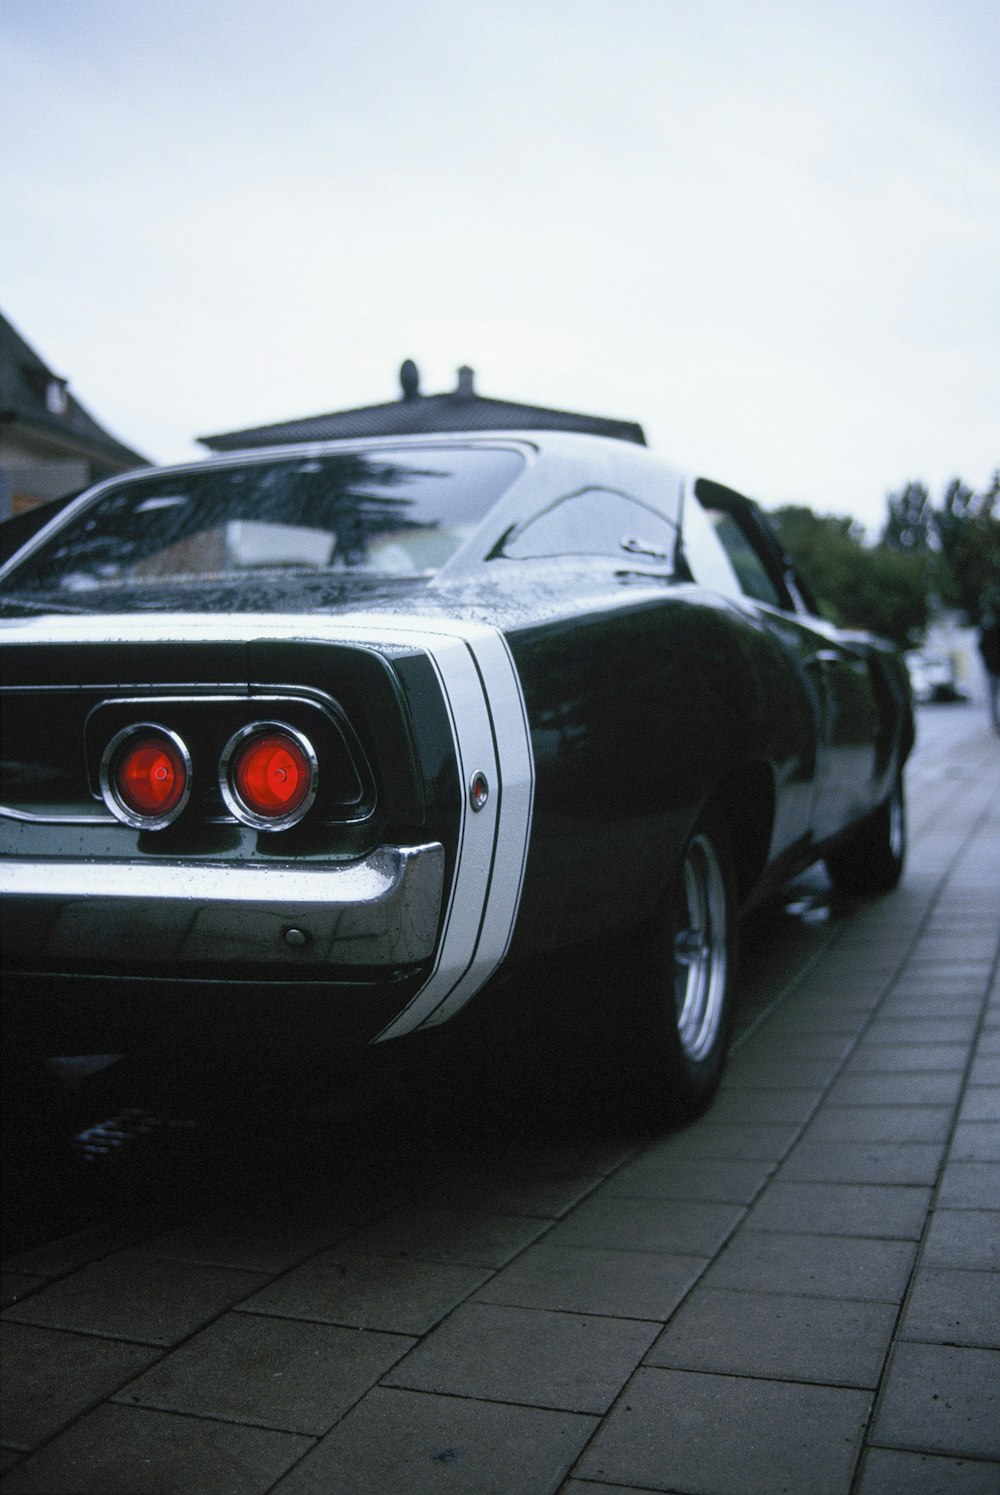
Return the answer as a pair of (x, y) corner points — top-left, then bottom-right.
(673, 832), (729, 1063)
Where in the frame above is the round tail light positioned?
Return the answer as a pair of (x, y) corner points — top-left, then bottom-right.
(220, 723), (318, 830)
(100, 726), (191, 829)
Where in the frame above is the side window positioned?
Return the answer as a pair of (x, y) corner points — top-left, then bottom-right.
(707, 511), (784, 608)
(501, 487), (675, 563)
(679, 492), (743, 600)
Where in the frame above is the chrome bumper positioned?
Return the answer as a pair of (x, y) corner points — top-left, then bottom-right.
(0, 843), (445, 970)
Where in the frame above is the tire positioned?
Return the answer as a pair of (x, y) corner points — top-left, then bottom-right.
(825, 771), (906, 896)
(631, 808), (737, 1121)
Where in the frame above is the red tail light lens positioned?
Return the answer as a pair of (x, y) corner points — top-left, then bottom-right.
(221, 724), (318, 830)
(100, 726), (191, 829)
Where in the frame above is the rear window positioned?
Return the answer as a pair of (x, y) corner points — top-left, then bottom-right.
(2, 445), (524, 599)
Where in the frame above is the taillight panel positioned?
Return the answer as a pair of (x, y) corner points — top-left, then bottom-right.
(84, 693), (373, 833)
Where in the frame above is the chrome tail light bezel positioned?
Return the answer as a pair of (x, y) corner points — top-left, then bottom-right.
(219, 721), (319, 831)
(99, 723), (193, 830)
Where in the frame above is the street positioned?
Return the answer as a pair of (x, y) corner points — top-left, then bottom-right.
(1, 696), (997, 1493)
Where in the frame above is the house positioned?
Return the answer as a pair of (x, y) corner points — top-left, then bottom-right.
(199, 362), (645, 451)
(0, 310), (147, 521)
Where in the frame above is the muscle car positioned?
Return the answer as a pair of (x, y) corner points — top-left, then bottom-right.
(0, 432), (913, 1117)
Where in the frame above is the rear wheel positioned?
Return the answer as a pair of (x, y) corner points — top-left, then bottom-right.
(632, 809), (737, 1121)
(825, 771), (906, 895)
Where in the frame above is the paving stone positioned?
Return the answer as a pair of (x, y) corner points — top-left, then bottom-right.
(645, 1285), (896, 1386)
(762, 1003), (862, 1033)
(924, 1211), (1000, 1271)
(703, 1229), (916, 1301)
(900, 1269), (1000, 1350)
(699, 1087), (820, 1125)
(0, 1250), (267, 1346)
(236, 1251), (489, 1334)
(335, 1206), (547, 1268)
(134, 1202), (362, 1274)
(548, 1193), (742, 1256)
(482, 1133), (646, 1178)
(968, 1053), (1000, 1086)
(383, 1302), (658, 1413)
(562, 1482), (653, 1495)
(744, 1181), (931, 1238)
(804, 1105), (953, 1143)
(633, 1120), (799, 1160)
(791, 992), (881, 1019)
(115, 1311), (411, 1435)
(827, 1071), (965, 1106)
(577, 1365), (871, 1494)
(417, 1167), (601, 1219)
(846, 1044), (970, 1073)
(605, 1155), (772, 1204)
(744, 1028), (855, 1064)
(879, 993), (984, 1018)
(475, 1241), (706, 1320)
(937, 1162), (1000, 1209)
(269, 1385), (597, 1495)
(959, 1088), (1000, 1121)
(734, 1030), (855, 1060)
(0, 1403), (311, 1494)
(720, 1053), (841, 1089)
(864, 1018), (979, 1045)
(0, 1273), (44, 1310)
(910, 936), (998, 962)
(0, 1324), (160, 1450)
(781, 1137), (945, 1186)
(1, 1218), (165, 1279)
(856, 1447), (1000, 1494)
(950, 1122), (1000, 1161)
(871, 1342), (1000, 1460)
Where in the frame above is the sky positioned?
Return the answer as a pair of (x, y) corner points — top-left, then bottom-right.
(2, 0), (997, 533)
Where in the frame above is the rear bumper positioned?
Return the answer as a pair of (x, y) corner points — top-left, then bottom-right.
(0, 842), (445, 971)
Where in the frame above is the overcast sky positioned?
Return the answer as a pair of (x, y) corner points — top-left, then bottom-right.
(2, 0), (997, 531)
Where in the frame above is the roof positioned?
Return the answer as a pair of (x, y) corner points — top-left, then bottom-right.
(0, 310), (147, 468)
(199, 363), (646, 451)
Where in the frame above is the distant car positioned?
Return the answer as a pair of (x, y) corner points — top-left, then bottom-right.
(904, 649), (963, 704)
(0, 433), (914, 1117)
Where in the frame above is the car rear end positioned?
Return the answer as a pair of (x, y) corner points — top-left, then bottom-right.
(0, 611), (533, 1061)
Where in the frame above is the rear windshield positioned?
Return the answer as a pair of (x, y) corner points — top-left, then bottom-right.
(2, 445), (524, 599)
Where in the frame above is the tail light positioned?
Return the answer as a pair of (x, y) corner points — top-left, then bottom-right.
(100, 725), (191, 829)
(220, 723), (318, 830)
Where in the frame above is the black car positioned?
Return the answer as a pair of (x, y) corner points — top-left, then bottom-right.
(0, 432), (913, 1117)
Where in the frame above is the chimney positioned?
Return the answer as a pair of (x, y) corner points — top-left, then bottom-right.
(399, 359), (420, 401)
(455, 365), (475, 399)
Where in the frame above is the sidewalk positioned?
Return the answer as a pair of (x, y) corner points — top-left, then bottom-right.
(2, 722), (998, 1494)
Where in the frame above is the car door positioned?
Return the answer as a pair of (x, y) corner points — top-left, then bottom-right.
(687, 481), (878, 844)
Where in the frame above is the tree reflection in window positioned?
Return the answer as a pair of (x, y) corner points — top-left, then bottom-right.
(8, 447), (524, 594)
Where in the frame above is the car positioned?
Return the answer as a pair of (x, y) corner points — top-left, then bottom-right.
(904, 649), (963, 704)
(0, 431), (914, 1119)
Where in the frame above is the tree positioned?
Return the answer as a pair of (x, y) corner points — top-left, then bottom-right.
(769, 505), (928, 647)
(883, 481), (935, 554)
(934, 472), (1000, 620)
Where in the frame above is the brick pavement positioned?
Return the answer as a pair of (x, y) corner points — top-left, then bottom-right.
(2, 720), (998, 1494)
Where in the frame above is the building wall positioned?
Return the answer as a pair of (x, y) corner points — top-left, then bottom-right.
(0, 434), (94, 518)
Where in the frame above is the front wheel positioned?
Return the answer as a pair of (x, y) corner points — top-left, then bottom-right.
(632, 809), (737, 1121)
(825, 771), (906, 896)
